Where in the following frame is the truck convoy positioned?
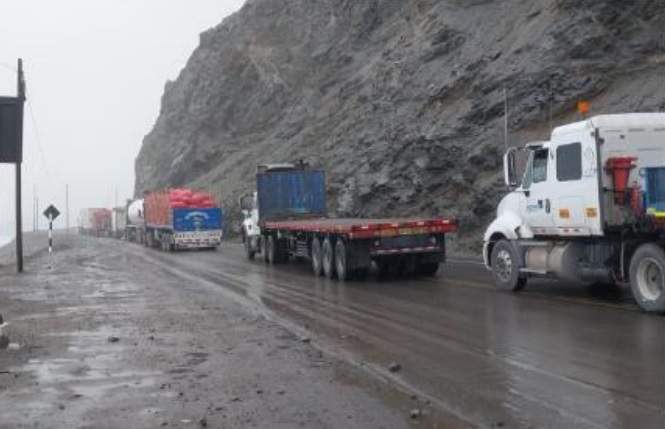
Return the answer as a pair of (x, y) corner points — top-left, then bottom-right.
(484, 113), (665, 313)
(141, 189), (223, 251)
(78, 208), (112, 237)
(240, 164), (457, 280)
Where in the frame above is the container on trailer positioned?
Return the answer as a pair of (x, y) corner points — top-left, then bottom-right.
(257, 169), (326, 222)
(93, 209), (112, 233)
(79, 208), (94, 230)
(112, 206), (127, 238)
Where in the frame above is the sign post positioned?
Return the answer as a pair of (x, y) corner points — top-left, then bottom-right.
(43, 205), (60, 269)
(0, 58), (26, 273)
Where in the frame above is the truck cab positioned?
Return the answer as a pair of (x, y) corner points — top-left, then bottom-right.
(239, 163), (300, 259)
(484, 113), (665, 313)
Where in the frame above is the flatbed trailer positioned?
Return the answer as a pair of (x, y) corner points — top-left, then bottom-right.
(240, 164), (457, 280)
(261, 217), (457, 280)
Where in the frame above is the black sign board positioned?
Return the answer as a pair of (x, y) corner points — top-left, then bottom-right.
(0, 96), (22, 163)
(43, 205), (61, 221)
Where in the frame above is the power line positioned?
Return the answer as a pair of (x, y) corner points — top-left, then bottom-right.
(26, 99), (60, 186)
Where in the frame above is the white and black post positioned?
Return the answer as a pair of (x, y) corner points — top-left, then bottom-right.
(42, 204), (60, 269)
(48, 213), (53, 269)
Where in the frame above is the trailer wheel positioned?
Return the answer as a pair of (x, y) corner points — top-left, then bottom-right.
(417, 263), (439, 277)
(311, 238), (323, 277)
(322, 238), (336, 279)
(491, 240), (526, 291)
(335, 240), (351, 281)
(629, 244), (665, 313)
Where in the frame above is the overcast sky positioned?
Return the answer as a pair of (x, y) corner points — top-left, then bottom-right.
(0, 0), (245, 236)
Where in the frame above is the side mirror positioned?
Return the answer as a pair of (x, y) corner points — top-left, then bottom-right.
(238, 194), (254, 212)
(503, 149), (519, 188)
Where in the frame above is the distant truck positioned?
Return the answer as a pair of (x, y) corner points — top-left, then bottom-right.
(78, 208), (113, 237)
(124, 199), (145, 243)
(240, 164), (457, 280)
(142, 189), (223, 251)
(112, 206), (127, 239)
(484, 113), (665, 313)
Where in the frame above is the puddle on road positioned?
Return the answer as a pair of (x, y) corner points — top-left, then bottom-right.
(10, 327), (160, 406)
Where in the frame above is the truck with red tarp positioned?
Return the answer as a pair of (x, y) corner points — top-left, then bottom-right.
(78, 208), (113, 237)
(240, 164), (457, 280)
(143, 188), (223, 251)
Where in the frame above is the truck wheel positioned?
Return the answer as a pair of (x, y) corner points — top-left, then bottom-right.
(322, 238), (336, 279)
(267, 235), (277, 264)
(245, 238), (256, 260)
(629, 244), (665, 313)
(335, 240), (351, 281)
(311, 238), (323, 277)
(417, 263), (440, 277)
(263, 236), (270, 263)
(491, 240), (526, 291)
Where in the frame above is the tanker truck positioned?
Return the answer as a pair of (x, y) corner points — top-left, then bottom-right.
(483, 113), (665, 313)
(125, 199), (145, 243)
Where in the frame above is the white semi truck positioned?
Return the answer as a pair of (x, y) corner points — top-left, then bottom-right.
(484, 113), (665, 313)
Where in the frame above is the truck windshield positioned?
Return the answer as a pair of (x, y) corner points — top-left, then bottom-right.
(520, 148), (548, 189)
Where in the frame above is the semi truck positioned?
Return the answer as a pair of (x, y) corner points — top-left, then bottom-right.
(143, 189), (223, 251)
(240, 164), (457, 280)
(483, 113), (665, 313)
(78, 208), (113, 237)
(124, 199), (145, 243)
(112, 206), (127, 239)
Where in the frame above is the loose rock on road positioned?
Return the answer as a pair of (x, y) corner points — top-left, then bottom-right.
(1, 234), (664, 429)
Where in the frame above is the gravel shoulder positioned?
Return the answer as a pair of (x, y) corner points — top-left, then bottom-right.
(0, 234), (441, 428)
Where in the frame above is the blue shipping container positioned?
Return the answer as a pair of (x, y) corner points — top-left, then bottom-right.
(172, 208), (223, 232)
(645, 168), (665, 213)
(257, 170), (327, 221)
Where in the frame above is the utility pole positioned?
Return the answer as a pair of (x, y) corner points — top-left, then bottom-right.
(15, 59), (25, 273)
(503, 87), (509, 150)
(65, 184), (69, 233)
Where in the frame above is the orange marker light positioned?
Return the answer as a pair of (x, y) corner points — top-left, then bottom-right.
(577, 100), (591, 117)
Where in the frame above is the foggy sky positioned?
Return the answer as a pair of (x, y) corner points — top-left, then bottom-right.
(0, 0), (245, 236)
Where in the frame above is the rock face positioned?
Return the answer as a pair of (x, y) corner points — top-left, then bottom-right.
(135, 0), (665, 253)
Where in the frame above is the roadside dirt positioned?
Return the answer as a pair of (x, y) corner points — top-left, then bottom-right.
(0, 234), (454, 428)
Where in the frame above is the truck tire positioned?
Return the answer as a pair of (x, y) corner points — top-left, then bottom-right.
(322, 238), (336, 279)
(311, 238), (323, 277)
(263, 235), (270, 263)
(629, 243), (665, 313)
(417, 263), (440, 277)
(244, 236), (256, 260)
(335, 240), (351, 281)
(491, 240), (526, 292)
(267, 235), (277, 264)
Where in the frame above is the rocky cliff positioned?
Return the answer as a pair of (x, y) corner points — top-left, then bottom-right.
(135, 0), (665, 252)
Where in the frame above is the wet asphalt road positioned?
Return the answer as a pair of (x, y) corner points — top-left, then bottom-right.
(136, 242), (665, 429)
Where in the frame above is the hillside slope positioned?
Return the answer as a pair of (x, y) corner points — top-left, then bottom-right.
(135, 0), (665, 252)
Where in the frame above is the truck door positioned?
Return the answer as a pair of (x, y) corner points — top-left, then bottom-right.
(521, 147), (555, 232)
(548, 136), (601, 235)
